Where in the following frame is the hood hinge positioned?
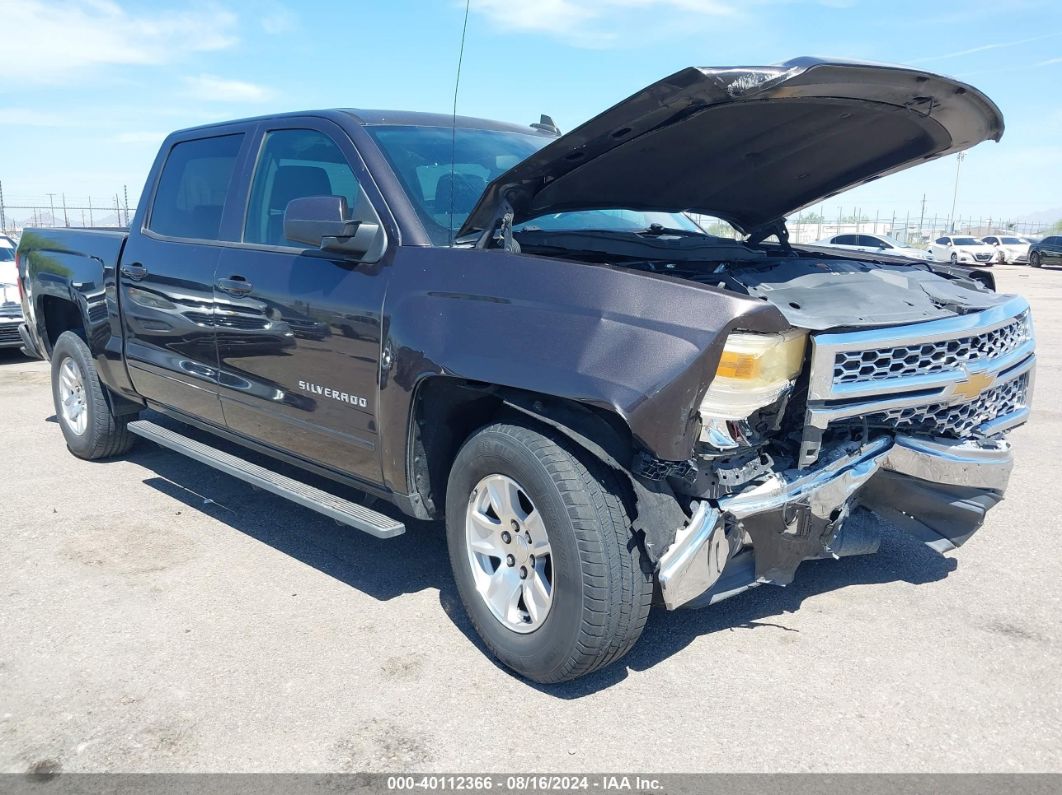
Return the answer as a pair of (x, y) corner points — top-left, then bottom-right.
(476, 196), (521, 253)
(746, 218), (792, 253)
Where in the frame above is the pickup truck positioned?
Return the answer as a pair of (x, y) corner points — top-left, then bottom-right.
(16, 58), (1033, 684)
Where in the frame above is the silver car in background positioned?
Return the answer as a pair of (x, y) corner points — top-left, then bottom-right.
(812, 232), (929, 260)
(981, 234), (1031, 264)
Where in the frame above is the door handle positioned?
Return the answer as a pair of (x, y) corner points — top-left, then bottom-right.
(120, 263), (148, 281)
(216, 276), (253, 296)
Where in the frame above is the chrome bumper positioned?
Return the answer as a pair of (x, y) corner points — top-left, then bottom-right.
(657, 434), (1014, 610)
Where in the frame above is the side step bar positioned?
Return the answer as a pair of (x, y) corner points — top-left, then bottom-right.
(128, 420), (405, 538)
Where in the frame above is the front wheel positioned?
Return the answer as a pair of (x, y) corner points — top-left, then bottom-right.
(50, 331), (136, 459)
(1031, 252), (1042, 268)
(445, 421), (651, 683)
(950, 253), (959, 265)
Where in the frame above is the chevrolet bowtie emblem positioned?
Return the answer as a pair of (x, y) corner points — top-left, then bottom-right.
(953, 371), (995, 400)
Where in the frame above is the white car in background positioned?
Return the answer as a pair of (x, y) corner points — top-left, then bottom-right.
(980, 234), (1030, 264)
(812, 232), (929, 259)
(0, 243), (25, 350)
(926, 235), (996, 266)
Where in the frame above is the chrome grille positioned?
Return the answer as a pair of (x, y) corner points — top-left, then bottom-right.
(803, 296), (1035, 465)
(0, 323), (21, 344)
(833, 311), (1031, 386)
(864, 373), (1030, 438)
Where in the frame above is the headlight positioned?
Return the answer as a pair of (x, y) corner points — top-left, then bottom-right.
(699, 330), (807, 421)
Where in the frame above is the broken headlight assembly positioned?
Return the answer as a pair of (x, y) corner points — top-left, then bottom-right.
(698, 330), (807, 447)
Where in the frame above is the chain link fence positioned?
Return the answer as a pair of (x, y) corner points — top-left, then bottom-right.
(0, 184), (136, 236)
(2, 185), (1056, 246)
(691, 208), (1054, 246)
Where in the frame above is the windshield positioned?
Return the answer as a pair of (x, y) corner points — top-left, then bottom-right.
(953, 237), (980, 245)
(367, 125), (703, 245)
(0, 248), (14, 261)
(1001, 237), (1024, 244)
(367, 125), (548, 245)
(515, 210), (702, 234)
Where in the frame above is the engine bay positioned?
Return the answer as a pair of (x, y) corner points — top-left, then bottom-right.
(514, 228), (1006, 331)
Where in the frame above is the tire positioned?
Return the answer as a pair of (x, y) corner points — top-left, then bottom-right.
(950, 253), (958, 265)
(1031, 252), (1042, 268)
(445, 421), (652, 683)
(51, 331), (136, 460)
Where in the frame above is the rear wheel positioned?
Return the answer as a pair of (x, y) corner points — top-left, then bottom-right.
(445, 421), (651, 683)
(950, 253), (959, 265)
(1031, 252), (1042, 268)
(50, 331), (136, 460)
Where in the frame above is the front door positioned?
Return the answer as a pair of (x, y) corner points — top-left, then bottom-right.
(119, 131), (249, 425)
(1046, 236), (1062, 266)
(213, 122), (389, 484)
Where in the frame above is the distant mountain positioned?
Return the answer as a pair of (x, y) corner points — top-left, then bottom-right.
(1025, 207), (1062, 226)
(9, 211), (126, 231)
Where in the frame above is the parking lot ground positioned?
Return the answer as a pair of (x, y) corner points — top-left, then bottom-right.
(1, 264), (1061, 773)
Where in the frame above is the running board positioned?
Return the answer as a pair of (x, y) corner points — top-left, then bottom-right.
(128, 419), (405, 538)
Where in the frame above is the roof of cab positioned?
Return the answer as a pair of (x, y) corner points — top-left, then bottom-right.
(170, 108), (554, 138)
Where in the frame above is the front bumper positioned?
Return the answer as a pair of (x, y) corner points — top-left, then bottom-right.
(16, 321), (42, 358)
(657, 434), (1013, 610)
(0, 317), (24, 349)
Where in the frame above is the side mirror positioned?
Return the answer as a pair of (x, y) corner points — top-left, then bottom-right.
(283, 195), (384, 260)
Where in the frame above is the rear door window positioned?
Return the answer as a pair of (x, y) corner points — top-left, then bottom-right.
(833, 234), (858, 245)
(148, 134), (244, 241)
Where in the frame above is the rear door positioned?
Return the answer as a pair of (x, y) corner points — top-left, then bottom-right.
(857, 234), (888, 252)
(213, 119), (392, 484)
(830, 234), (860, 251)
(119, 129), (252, 424)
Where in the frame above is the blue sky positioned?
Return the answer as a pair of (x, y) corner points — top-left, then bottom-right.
(1, 0), (1061, 226)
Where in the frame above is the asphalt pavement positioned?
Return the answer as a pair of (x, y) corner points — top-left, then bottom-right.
(1, 264), (1060, 773)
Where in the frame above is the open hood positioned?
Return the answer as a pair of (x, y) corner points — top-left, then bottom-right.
(459, 58), (1003, 238)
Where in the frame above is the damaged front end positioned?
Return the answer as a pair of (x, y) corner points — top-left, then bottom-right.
(654, 295), (1033, 610)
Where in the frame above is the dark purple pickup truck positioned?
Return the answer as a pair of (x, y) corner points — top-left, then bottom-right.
(17, 58), (1033, 682)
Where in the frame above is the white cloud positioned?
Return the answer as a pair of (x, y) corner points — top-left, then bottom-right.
(183, 74), (273, 102)
(260, 4), (297, 34)
(0, 108), (72, 126)
(1039, 57), (1062, 66)
(468, 0), (739, 47)
(0, 0), (238, 83)
(114, 131), (167, 144)
(909, 32), (1062, 64)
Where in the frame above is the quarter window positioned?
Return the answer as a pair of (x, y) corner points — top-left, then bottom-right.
(148, 134), (244, 241)
(244, 129), (361, 247)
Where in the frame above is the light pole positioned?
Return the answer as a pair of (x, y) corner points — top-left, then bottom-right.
(948, 152), (965, 233)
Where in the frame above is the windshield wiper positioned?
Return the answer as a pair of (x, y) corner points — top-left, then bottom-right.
(637, 223), (706, 238)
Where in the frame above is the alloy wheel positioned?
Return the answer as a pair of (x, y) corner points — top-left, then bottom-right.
(58, 357), (88, 435)
(465, 474), (554, 633)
